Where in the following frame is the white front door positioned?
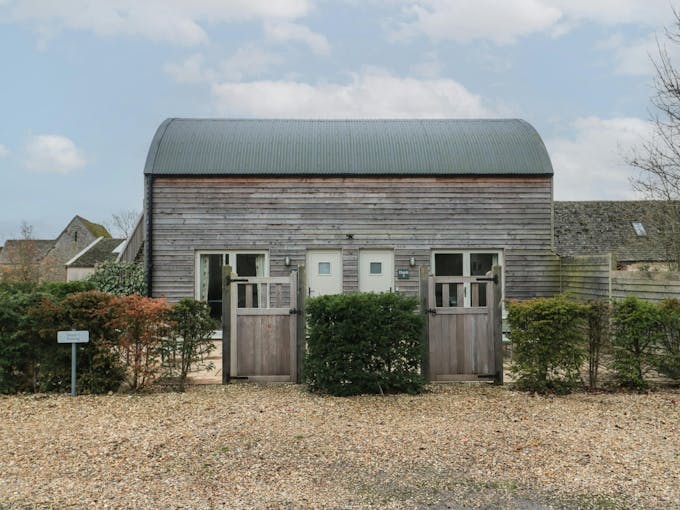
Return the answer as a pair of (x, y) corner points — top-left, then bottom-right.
(359, 250), (394, 293)
(307, 250), (343, 297)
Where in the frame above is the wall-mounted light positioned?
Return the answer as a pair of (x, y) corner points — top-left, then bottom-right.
(284, 256), (291, 267)
(345, 234), (354, 240)
(409, 257), (416, 267)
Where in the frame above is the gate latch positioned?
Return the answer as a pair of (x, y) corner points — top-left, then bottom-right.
(426, 308), (437, 316)
(224, 275), (249, 286)
(289, 308), (302, 315)
(475, 275), (498, 284)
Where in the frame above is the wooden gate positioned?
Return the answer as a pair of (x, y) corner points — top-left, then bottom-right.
(423, 266), (503, 383)
(221, 267), (305, 383)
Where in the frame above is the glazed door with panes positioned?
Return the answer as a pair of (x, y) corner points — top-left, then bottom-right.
(197, 252), (266, 320)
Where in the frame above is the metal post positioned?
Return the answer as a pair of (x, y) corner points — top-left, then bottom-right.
(71, 342), (77, 397)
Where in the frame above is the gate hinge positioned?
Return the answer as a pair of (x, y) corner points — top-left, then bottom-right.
(426, 308), (437, 316)
(289, 308), (302, 315)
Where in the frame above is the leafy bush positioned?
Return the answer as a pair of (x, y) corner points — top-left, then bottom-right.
(39, 280), (96, 300)
(656, 299), (680, 381)
(162, 298), (217, 391)
(508, 296), (587, 394)
(304, 292), (425, 396)
(0, 289), (46, 393)
(89, 260), (146, 296)
(109, 295), (172, 391)
(585, 299), (610, 390)
(0, 283), (103, 393)
(32, 291), (125, 393)
(0, 284), (216, 394)
(611, 297), (663, 390)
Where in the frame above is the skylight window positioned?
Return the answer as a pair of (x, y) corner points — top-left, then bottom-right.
(632, 222), (647, 236)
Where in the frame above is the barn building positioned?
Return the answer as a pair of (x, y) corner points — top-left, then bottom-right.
(142, 118), (559, 382)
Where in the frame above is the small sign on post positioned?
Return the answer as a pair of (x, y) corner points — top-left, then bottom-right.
(57, 330), (89, 396)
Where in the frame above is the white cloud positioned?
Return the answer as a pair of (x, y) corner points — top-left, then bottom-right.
(264, 21), (330, 55)
(410, 51), (443, 78)
(219, 46), (285, 81)
(210, 68), (500, 118)
(165, 47), (284, 84)
(393, 0), (561, 44)
(1, 0), (312, 46)
(597, 32), (680, 76)
(547, 117), (653, 200)
(0, 144), (9, 157)
(164, 54), (216, 84)
(548, 0), (671, 27)
(391, 0), (674, 45)
(23, 134), (86, 174)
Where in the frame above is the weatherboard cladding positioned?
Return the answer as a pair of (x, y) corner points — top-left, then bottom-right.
(144, 118), (553, 176)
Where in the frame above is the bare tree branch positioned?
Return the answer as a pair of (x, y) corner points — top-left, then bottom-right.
(103, 209), (140, 238)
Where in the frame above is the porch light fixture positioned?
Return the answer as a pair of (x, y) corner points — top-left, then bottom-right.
(409, 257), (416, 267)
(284, 256), (291, 267)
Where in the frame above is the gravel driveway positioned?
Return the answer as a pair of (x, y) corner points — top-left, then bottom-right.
(1, 384), (678, 509)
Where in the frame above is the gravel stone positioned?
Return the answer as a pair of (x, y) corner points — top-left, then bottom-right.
(0, 384), (678, 509)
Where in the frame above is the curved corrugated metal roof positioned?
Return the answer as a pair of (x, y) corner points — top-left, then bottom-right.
(144, 118), (553, 176)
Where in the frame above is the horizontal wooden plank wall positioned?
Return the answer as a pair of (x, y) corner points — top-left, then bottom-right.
(612, 271), (680, 302)
(150, 176), (559, 301)
(118, 214), (144, 263)
(560, 254), (612, 302)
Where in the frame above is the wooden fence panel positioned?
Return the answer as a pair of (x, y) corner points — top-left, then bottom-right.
(611, 271), (680, 302)
(560, 254), (612, 302)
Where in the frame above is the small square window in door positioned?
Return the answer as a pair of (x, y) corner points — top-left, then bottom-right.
(318, 262), (331, 275)
(369, 262), (382, 274)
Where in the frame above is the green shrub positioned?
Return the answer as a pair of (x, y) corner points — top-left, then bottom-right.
(656, 299), (680, 381)
(28, 291), (125, 394)
(39, 280), (96, 300)
(0, 289), (46, 393)
(585, 299), (611, 390)
(508, 296), (587, 394)
(162, 298), (217, 391)
(611, 297), (663, 390)
(304, 292), (425, 396)
(89, 260), (146, 296)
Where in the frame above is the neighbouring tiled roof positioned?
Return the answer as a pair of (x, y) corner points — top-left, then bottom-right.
(554, 201), (679, 262)
(75, 216), (111, 238)
(144, 118), (554, 176)
(0, 239), (56, 264)
(67, 238), (125, 268)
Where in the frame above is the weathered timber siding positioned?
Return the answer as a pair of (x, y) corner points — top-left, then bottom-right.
(118, 215), (144, 263)
(150, 176), (559, 301)
(560, 254), (612, 302)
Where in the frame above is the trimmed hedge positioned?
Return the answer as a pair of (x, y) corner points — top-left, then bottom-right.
(304, 292), (425, 396)
(0, 282), (116, 393)
(658, 299), (680, 380)
(508, 296), (587, 394)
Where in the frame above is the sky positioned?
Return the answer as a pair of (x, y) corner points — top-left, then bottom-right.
(0, 0), (678, 241)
